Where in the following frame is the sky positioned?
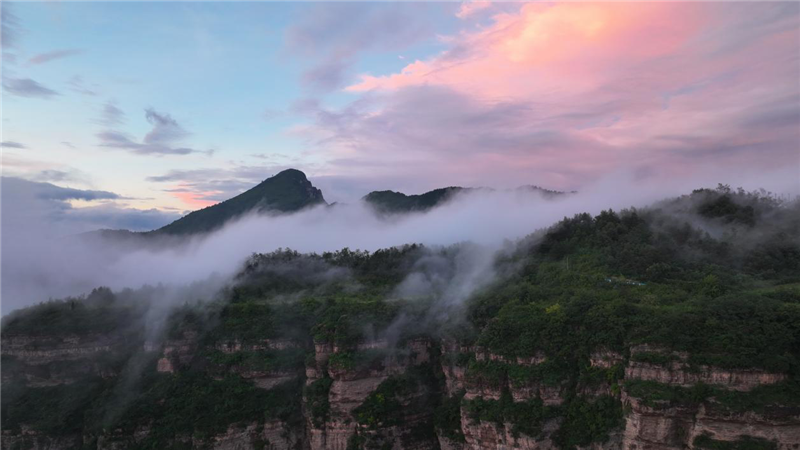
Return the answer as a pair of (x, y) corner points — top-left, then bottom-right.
(2, 1), (799, 233)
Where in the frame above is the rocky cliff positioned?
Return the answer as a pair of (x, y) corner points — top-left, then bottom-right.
(3, 326), (799, 450)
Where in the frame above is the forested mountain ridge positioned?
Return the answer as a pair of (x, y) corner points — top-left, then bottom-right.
(3, 185), (800, 450)
(362, 187), (472, 214)
(362, 185), (569, 214)
(82, 170), (565, 239)
(151, 168), (327, 236)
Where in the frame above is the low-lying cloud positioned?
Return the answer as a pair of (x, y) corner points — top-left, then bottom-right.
(4, 166), (797, 314)
(0, 176), (179, 240)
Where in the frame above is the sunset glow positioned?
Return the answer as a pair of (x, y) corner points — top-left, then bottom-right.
(2, 1), (798, 231)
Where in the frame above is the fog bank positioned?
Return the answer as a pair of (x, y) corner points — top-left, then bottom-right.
(2, 167), (798, 313)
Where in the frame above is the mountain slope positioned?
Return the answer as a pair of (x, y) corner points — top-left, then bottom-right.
(3, 187), (799, 449)
(152, 169), (326, 235)
(362, 187), (472, 214)
(363, 185), (570, 214)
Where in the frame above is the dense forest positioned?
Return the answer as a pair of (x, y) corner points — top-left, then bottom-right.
(2, 185), (799, 449)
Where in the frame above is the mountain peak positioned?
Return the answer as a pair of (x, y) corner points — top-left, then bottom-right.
(152, 168), (326, 235)
(363, 187), (469, 214)
(272, 168), (308, 181)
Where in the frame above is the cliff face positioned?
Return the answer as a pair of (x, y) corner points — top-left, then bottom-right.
(621, 393), (799, 450)
(439, 341), (567, 450)
(2, 333), (130, 387)
(433, 344), (800, 450)
(2, 333), (799, 450)
(305, 338), (440, 450)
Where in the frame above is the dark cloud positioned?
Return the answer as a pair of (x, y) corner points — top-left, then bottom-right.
(298, 84), (597, 160)
(286, 3), (436, 91)
(65, 205), (179, 232)
(302, 57), (351, 92)
(97, 130), (195, 156)
(97, 108), (200, 156)
(1, 6), (21, 62)
(2, 77), (59, 98)
(99, 101), (125, 126)
(25, 180), (119, 202)
(1, 177), (178, 236)
(706, 3), (800, 57)
(26, 49), (83, 66)
(68, 76), (98, 96)
(739, 96), (800, 131)
(1, 141), (26, 149)
(61, 141), (77, 149)
(36, 169), (88, 184)
(143, 108), (188, 144)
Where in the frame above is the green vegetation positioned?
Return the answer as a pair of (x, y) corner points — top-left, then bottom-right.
(554, 395), (623, 448)
(468, 188), (800, 374)
(1, 287), (147, 336)
(463, 389), (622, 445)
(3, 185), (800, 448)
(712, 381), (800, 414)
(363, 187), (469, 214)
(624, 380), (714, 408)
(116, 374), (302, 447)
(624, 379), (800, 414)
(1, 379), (109, 435)
(363, 185), (567, 214)
(466, 358), (568, 388)
(304, 377), (333, 427)
(207, 347), (307, 373)
(328, 349), (391, 372)
(630, 351), (678, 366)
(464, 390), (561, 437)
(352, 365), (438, 429)
(433, 391), (466, 442)
(442, 351), (471, 367)
(693, 434), (777, 450)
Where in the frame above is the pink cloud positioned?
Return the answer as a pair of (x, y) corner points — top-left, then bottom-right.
(171, 188), (218, 209)
(310, 3), (799, 193)
(349, 3), (711, 98)
(456, 1), (492, 19)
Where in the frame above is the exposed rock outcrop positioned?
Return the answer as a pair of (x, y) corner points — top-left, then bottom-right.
(150, 331), (199, 374)
(3, 333), (799, 450)
(304, 338), (439, 450)
(621, 391), (800, 450)
(1, 334), (125, 386)
(626, 345), (787, 392)
(460, 407), (561, 450)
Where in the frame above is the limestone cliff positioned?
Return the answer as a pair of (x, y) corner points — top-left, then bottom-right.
(2, 334), (799, 450)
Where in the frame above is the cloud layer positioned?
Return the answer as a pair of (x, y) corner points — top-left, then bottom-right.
(97, 108), (201, 156)
(291, 2), (800, 192)
(4, 165), (798, 313)
(0, 177), (178, 239)
(285, 3), (436, 91)
(2, 76), (59, 98)
(26, 49), (83, 66)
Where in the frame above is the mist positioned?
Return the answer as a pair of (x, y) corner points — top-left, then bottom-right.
(2, 167), (798, 313)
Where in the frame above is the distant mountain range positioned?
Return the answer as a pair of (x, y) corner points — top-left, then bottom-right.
(153, 169), (326, 236)
(87, 169), (568, 238)
(363, 185), (570, 214)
